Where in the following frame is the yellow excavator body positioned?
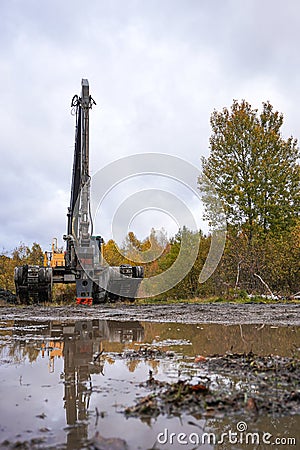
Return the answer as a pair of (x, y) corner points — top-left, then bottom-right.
(44, 238), (65, 268)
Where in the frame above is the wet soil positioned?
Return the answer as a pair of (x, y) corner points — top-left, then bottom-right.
(125, 351), (300, 420)
(0, 289), (16, 304)
(0, 302), (300, 325)
(0, 308), (299, 449)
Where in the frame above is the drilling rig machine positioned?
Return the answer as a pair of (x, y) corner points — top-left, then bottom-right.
(14, 79), (144, 305)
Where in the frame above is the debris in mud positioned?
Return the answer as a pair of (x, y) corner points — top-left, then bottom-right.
(0, 288), (17, 304)
(122, 346), (175, 360)
(1, 437), (45, 449)
(88, 432), (128, 450)
(125, 353), (300, 420)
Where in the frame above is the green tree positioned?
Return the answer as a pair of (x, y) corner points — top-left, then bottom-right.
(199, 100), (300, 240)
(156, 228), (209, 300)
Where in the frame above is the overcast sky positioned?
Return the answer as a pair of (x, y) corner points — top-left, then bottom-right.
(1, 0), (299, 252)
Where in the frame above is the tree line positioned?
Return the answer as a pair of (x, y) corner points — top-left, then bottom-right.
(0, 100), (299, 300)
(103, 100), (300, 299)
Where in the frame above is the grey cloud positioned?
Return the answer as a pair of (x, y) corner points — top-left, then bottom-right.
(0, 0), (299, 250)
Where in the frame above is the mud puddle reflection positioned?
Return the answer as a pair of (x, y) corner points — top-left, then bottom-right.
(0, 319), (299, 449)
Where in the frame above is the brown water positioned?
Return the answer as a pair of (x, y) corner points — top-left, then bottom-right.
(0, 319), (299, 449)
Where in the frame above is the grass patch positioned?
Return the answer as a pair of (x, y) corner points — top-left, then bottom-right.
(135, 296), (300, 305)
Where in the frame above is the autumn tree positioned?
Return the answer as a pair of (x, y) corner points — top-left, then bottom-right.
(0, 242), (44, 293)
(209, 222), (300, 297)
(26, 242), (44, 265)
(103, 239), (125, 266)
(122, 231), (143, 263)
(199, 100), (300, 240)
(12, 242), (44, 266)
(0, 253), (15, 291)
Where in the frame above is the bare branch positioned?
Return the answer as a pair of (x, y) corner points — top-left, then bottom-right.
(235, 260), (243, 288)
(254, 273), (275, 299)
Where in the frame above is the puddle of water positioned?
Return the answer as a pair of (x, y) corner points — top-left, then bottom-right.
(0, 319), (299, 449)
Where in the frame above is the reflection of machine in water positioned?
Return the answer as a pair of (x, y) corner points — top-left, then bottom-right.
(63, 321), (99, 429)
(48, 320), (144, 449)
(97, 320), (145, 343)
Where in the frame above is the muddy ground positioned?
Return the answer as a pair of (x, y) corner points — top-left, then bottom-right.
(0, 302), (300, 325)
(0, 304), (299, 449)
(125, 351), (300, 419)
